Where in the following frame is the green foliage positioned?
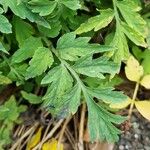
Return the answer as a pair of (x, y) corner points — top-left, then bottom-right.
(75, 8), (114, 34)
(0, 96), (26, 149)
(0, 0), (149, 146)
(21, 91), (42, 104)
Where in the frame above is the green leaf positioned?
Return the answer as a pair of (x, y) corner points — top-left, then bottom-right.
(61, 84), (81, 114)
(87, 87), (127, 106)
(26, 47), (54, 79)
(42, 65), (73, 116)
(111, 25), (129, 63)
(75, 9), (114, 34)
(73, 56), (119, 78)
(59, 0), (81, 10)
(85, 93), (126, 142)
(0, 7), (4, 14)
(141, 50), (150, 74)
(8, 63), (28, 85)
(121, 22), (147, 47)
(12, 36), (43, 63)
(57, 33), (114, 61)
(28, 0), (57, 16)
(38, 20), (61, 38)
(0, 42), (9, 54)
(0, 74), (12, 85)
(0, 14), (12, 33)
(117, 0), (147, 37)
(0, 96), (26, 121)
(13, 16), (34, 47)
(21, 91), (42, 104)
(0, 0), (50, 28)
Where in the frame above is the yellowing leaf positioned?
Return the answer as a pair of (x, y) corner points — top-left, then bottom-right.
(42, 139), (63, 150)
(26, 127), (42, 150)
(135, 101), (150, 121)
(140, 75), (150, 89)
(0, 74), (12, 85)
(110, 98), (131, 109)
(125, 56), (143, 82)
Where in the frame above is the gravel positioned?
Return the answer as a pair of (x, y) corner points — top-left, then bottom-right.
(114, 112), (150, 150)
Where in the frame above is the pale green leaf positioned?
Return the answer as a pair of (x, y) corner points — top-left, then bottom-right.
(73, 56), (119, 78)
(0, 14), (12, 33)
(0, 7), (4, 14)
(59, 0), (81, 10)
(121, 22), (147, 47)
(87, 87), (127, 106)
(21, 91), (42, 104)
(0, 42), (9, 54)
(0, 74), (12, 85)
(26, 47), (54, 79)
(75, 9), (114, 34)
(117, 0), (147, 37)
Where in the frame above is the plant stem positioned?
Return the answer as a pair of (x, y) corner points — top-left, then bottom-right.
(78, 103), (86, 150)
(128, 82), (139, 119)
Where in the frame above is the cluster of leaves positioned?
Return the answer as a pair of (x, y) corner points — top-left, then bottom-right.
(0, 96), (26, 149)
(125, 56), (150, 120)
(0, 0), (149, 148)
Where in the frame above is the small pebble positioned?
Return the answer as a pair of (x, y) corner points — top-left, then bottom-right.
(132, 122), (139, 129)
(134, 134), (138, 139)
(119, 145), (125, 150)
(145, 137), (149, 142)
(125, 145), (129, 149)
(144, 146), (150, 150)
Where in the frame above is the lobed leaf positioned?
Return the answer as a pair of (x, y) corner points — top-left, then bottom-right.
(12, 36), (43, 63)
(75, 9), (114, 34)
(25, 47), (54, 79)
(73, 56), (119, 78)
(57, 33), (114, 61)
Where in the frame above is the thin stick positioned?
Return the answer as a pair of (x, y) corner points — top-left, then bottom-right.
(73, 115), (78, 142)
(66, 127), (76, 146)
(128, 82), (139, 119)
(78, 103), (86, 150)
(57, 116), (72, 149)
(19, 127), (36, 150)
(18, 125), (25, 137)
(65, 129), (76, 150)
(10, 123), (38, 150)
(14, 126), (21, 138)
(32, 119), (64, 150)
